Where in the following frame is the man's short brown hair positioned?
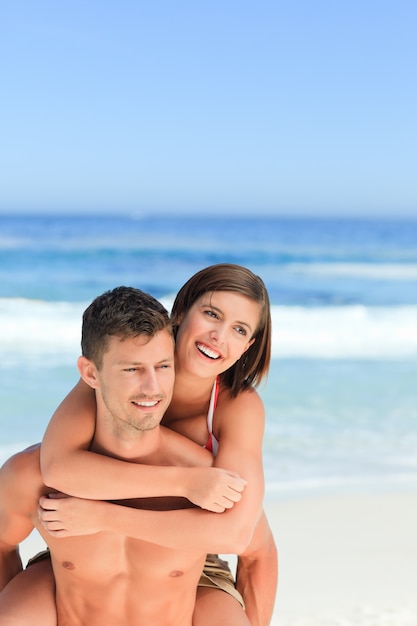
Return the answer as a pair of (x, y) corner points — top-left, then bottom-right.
(81, 286), (172, 368)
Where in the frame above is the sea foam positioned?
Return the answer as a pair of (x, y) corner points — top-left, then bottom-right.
(1, 297), (417, 361)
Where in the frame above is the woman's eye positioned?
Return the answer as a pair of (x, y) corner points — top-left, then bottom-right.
(205, 309), (218, 319)
(236, 326), (247, 336)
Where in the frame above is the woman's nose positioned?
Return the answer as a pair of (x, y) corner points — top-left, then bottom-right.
(210, 326), (225, 343)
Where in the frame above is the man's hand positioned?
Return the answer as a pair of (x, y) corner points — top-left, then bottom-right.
(185, 467), (247, 512)
(38, 493), (107, 538)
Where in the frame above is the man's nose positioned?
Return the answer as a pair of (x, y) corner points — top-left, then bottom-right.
(140, 370), (160, 394)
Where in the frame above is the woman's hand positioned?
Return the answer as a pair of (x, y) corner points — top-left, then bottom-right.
(38, 493), (108, 538)
(185, 467), (247, 512)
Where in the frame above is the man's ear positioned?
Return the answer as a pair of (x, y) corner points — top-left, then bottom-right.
(77, 355), (100, 389)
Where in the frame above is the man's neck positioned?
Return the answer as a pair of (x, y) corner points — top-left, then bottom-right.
(91, 420), (164, 464)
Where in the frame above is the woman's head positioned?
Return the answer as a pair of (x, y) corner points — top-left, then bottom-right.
(171, 264), (271, 396)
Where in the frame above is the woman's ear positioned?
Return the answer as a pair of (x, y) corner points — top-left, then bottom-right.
(77, 356), (100, 389)
(243, 337), (256, 354)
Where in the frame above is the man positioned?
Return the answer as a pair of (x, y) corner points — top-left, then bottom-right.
(0, 287), (247, 625)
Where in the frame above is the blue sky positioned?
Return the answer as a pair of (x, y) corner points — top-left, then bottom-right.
(1, 1), (416, 217)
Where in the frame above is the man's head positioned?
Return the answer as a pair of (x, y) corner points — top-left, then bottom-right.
(78, 287), (175, 435)
(81, 286), (172, 368)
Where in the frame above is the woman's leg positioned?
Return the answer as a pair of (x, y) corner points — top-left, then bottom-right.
(0, 559), (56, 625)
(193, 587), (251, 626)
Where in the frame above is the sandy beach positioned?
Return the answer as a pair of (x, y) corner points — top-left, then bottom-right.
(267, 491), (417, 625)
(19, 490), (417, 625)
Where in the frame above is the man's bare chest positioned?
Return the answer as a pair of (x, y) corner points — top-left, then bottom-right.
(34, 520), (204, 583)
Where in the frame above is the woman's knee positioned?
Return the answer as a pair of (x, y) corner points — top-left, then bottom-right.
(193, 587), (250, 626)
(0, 560), (56, 626)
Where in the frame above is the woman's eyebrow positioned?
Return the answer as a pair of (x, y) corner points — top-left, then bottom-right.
(204, 303), (253, 333)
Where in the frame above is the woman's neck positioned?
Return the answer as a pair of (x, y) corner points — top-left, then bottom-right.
(165, 368), (216, 422)
(176, 368), (214, 400)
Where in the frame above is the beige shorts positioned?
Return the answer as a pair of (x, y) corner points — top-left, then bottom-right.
(27, 550), (244, 609)
(198, 554), (245, 608)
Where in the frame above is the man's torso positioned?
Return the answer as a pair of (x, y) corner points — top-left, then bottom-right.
(9, 444), (206, 626)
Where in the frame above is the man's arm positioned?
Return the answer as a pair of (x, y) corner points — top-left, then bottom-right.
(236, 511), (278, 626)
(0, 542), (22, 592)
(0, 447), (40, 591)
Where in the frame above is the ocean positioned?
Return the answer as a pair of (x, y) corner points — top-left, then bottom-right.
(1, 213), (417, 499)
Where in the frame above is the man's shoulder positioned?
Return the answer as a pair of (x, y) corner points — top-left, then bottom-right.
(1, 443), (43, 492)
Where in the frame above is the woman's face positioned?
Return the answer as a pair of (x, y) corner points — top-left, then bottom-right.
(175, 291), (260, 379)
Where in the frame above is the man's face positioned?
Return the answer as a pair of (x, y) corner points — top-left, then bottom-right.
(92, 329), (175, 435)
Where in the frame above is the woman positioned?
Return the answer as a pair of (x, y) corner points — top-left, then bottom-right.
(1, 264), (277, 626)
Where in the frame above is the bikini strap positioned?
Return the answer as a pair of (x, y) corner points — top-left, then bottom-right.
(207, 377), (220, 434)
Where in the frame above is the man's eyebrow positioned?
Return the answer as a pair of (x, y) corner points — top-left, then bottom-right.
(118, 356), (174, 366)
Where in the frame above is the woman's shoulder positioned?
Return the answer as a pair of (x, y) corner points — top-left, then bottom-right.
(216, 384), (265, 423)
(214, 385), (265, 448)
(218, 383), (263, 407)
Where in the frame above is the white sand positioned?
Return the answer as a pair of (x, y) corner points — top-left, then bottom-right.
(19, 491), (417, 625)
(265, 491), (417, 625)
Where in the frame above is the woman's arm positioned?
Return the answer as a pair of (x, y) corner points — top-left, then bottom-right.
(39, 388), (267, 554)
(40, 380), (245, 512)
(215, 392), (277, 626)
